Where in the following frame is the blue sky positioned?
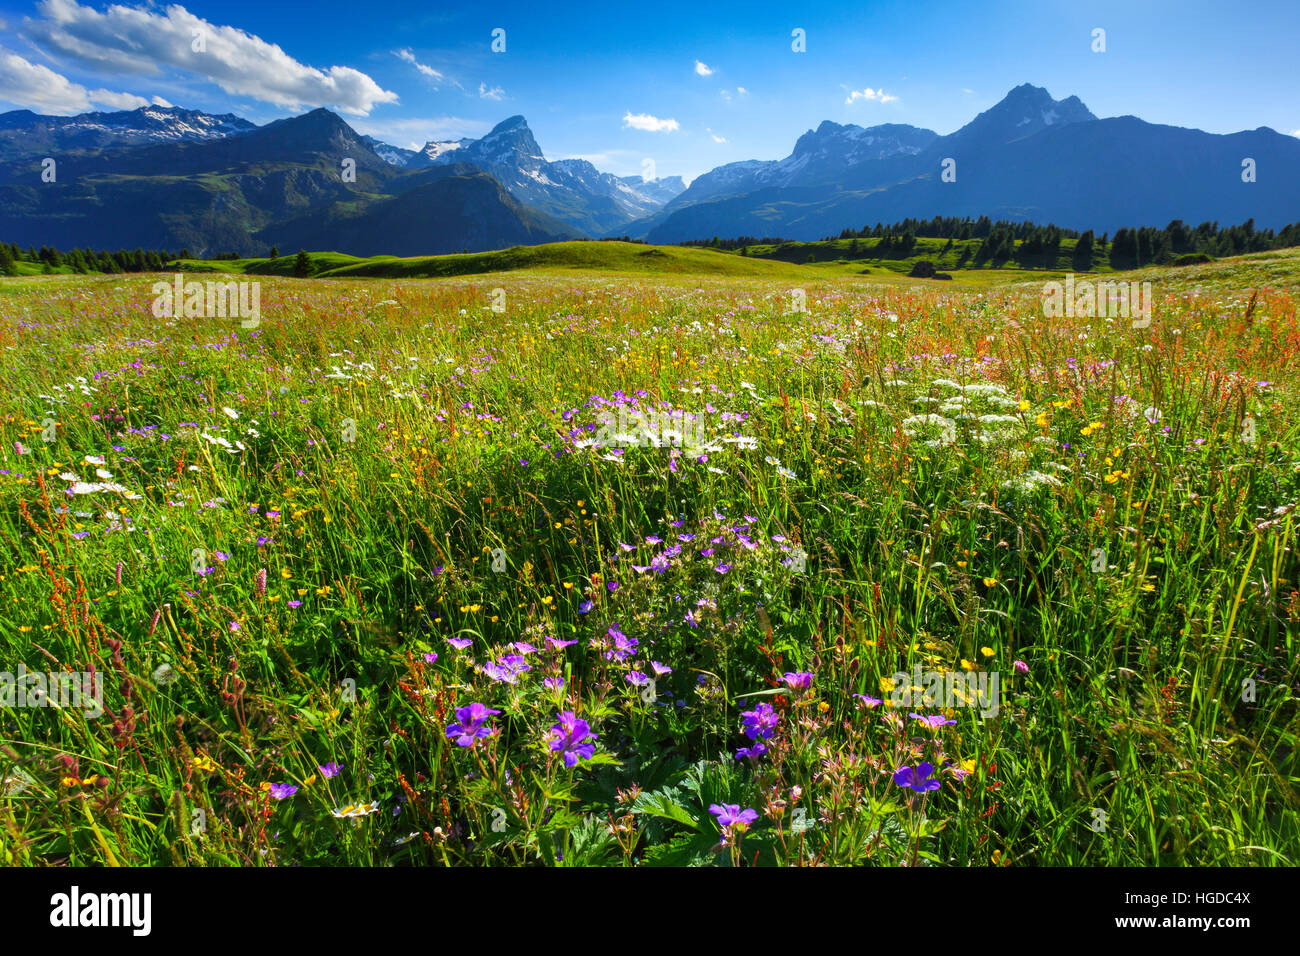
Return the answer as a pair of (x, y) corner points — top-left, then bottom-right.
(1, 0), (1297, 183)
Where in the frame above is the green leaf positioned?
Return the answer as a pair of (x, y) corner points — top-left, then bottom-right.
(631, 792), (699, 830)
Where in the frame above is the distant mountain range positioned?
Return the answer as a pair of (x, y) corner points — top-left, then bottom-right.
(0, 105), (257, 159)
(1, 84), (1297, 256)
(623, 85), (1300, 241)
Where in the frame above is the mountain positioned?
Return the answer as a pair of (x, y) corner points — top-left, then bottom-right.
(0, 105), (256, 160)
(615, 119), (939, 238)
(686, 121), (937, 202)
(0, 108), (571, 255)
(626, 84), (1300, 242)
(6, 87), (1295, 257)
(421, 115), (680, 234)
(417, 138), (471, 165)
(257, 163), (579, 255)
(934, 83), (1095, 154)
(361, 135), (472, 168)
(619, 174), (687, 206)
(362, 135), (421, 167)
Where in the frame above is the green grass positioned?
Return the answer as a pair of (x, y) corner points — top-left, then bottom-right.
(169, 242), (841, 280)
(157, 238), (1238, 285)
(0, 253), (1296, 867)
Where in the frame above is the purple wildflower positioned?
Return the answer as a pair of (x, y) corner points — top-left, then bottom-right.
(782, 671), (813, 691)
(547, 710), (596, 767)
(605, 626), (637, 662)
(893, 762), (942, 794)
(740, 702), (780, 740)
(482, 654), (531, 684)
(445, 702), (501, 747)
(709, 803), (759, 842)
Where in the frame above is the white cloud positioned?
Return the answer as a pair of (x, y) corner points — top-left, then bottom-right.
(0, 44), (93, 112)
(557, 148), (641, 171)
(845, 87), (898, 105)
(706, 127), (726, 143)
(0, 44), (152, 114)
(152, 95), (173, 107)
(737, 86), (747, 95)
(88, 88), (149, 109)
(694, 60), (714, 76)
(395, 48), (444, 83)
(349, 114), (489, 147)
(720, 87), (747, 103)
(622, 111), (678, 132)
(1291, 129), (1300, 137)
(478, 82), (505, 101)
(24, 0), (398, 115)
(962, 88), (975, 94)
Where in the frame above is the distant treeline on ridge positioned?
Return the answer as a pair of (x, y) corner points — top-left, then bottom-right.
(683, 216), (1300, 269)
(5, 215), (1300, 276)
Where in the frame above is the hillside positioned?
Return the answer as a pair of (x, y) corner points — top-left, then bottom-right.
(168, 241), (827, 279)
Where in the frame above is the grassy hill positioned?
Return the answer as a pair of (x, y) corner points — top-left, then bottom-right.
(11, 241), (1296, 292)
(168, 241), (827, 279)
(157, 237), (1220, 284)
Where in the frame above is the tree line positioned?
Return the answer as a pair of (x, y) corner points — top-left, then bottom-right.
(684, 216), (1300, 270)
(0, 243), (318, 277)
(0, 242), (207, 276)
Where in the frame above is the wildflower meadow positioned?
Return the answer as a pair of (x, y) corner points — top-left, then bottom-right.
(1, 252), (1297, 868)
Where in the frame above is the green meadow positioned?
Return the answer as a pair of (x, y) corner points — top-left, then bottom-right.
(0, 247), (1297, 866)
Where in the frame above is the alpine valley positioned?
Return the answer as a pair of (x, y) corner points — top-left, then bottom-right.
(1, 83), (1296, 255)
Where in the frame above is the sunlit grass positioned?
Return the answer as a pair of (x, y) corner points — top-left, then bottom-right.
(0, 257), (1297, 866)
